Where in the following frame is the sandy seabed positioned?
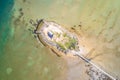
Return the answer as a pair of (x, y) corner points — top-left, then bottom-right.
(0, 0), (120, 80)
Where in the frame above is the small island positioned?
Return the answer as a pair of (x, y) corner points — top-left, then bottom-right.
(34, 19), (79, 56)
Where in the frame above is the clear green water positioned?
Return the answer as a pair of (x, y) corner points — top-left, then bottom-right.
(0, 0), (13, 55)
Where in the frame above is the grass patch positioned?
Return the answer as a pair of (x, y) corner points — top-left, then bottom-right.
(56, 32), (78, 50)
(65, 37), (77, 49)
(57, 42), (66, 50)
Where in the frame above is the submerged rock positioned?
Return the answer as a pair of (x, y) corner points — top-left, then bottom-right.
(6, 67), (13, 75)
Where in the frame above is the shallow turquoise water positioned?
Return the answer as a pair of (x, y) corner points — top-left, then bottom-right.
(0, 0), (14, 56)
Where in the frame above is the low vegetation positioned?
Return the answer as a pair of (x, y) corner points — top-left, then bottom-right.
(56, 34), (77, 50)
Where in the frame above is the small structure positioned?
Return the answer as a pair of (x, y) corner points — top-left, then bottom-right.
(47, 31), (53, 39)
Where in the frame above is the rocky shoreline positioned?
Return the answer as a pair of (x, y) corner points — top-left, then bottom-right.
(85, 63), (114, 80)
